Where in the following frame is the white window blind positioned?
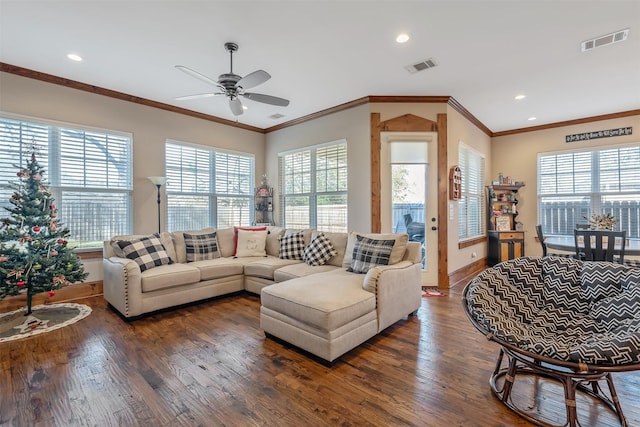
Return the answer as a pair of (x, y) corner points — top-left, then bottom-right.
(279, 141), (347, 232)
(165, 141), (254, 231)
(538, 145), (640, 237)
(458, 143), (486, 240)
(0, 115), (132, 248)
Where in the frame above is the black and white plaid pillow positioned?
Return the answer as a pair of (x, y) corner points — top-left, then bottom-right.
(116, 234), (173, 272)
(348, 235), (395, 274)
(303, 232), (338, 266)
(279, 231), (306, 260)
(184, 232), (220, 262)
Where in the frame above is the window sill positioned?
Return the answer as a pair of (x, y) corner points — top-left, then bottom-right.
(459, 236), (485, 249)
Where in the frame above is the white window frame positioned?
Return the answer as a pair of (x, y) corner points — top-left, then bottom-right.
(458, 142), (486, 241)
(537, 143), (640, 237)
(0, 112), (133, 248)
(165, 140), (255, 231)
(279, 140), (348, 232)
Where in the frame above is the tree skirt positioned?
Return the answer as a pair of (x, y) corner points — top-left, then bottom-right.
(0, 303), (92, 343)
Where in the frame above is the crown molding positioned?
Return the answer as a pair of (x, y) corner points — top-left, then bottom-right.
(0, 62), (265, 134)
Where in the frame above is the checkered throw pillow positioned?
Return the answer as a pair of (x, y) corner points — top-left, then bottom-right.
(116, 234), (173, 272)
(279, 231), (306, 260)
(303, 232), (338, 266)
(348, 235), (395, 274)
(184, 232), (220, 262)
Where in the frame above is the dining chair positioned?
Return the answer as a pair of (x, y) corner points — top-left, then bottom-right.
(575, 223), (591, 230)
(573, 229), (627, 263)
(536, 224), (575, 258)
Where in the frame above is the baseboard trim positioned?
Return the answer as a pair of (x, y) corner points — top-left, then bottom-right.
(448, 258), (486, 289)
(0, 281), (103, 313)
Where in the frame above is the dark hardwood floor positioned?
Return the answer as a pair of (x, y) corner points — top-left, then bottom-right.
(1, 284), (638, 426)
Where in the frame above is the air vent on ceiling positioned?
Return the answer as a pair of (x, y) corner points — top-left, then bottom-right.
(405, 58), (437, 74)
(581, 28), (629, 52)
(269, 113), (285, 120)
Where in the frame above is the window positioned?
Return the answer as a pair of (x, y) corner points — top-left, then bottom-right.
(165, 141), (254, 231)
(458, 143), (486, 240)
(279, 141), (347, 232)
(538, 145), (640, 237)
(0, 115), (132, 248)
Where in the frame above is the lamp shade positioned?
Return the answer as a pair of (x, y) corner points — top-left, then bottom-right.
(148, 176), (167, 186)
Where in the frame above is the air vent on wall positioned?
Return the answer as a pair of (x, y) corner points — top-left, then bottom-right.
(405, 58), (437, 74)
(581, 28), (629, 52)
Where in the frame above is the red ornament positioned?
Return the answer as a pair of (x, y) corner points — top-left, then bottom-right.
(57, 239), (65, 244)
(50, 204), (56, 210)
(32, 226), (41, 233)
(17, 171), (23, 177)
(16, 280), (25, 287)
(50, 250), (58, 257)
(48, 291), (55, 297)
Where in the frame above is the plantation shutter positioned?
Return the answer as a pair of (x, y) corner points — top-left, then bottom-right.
(458, 143), (485, 240)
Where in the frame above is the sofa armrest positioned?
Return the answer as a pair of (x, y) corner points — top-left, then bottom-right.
(364, 261), (422, 332)
(103, 256), (143, 318)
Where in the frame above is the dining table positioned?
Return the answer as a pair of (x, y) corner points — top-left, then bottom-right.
(544, 235), (640, 256)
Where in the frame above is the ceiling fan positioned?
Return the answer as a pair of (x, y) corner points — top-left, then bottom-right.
(175, 42), (290, 116)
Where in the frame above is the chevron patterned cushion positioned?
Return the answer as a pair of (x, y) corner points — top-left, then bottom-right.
(465, 256), (640, 366)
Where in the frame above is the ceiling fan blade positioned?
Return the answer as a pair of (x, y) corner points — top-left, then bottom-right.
(175, 93), (223, 101)
(242, 92), (290, 107)
(175, 65), (223, 89)
(229, 98), (244, 116)
(237, 70), (270, 89)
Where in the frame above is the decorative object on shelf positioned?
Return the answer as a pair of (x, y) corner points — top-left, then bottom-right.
(584, 213), (617, 230)
(148, 176), (167, 234)
(0, 147), (88, 316)
(254, 175), (274, 226)
(486, 182), (525, 266)
(449, 165), (461, 200)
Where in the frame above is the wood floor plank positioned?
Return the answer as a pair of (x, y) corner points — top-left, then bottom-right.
(1, 286), (639, 426)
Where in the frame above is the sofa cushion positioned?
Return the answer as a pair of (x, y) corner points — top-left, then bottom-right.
(184, 231), (221, 262)
(116, 234), (173, 272)
(216, 228), (236, 258)
(189, 258), (245, 281)
(266, 226), (285, 257)
(108, 232), (177, 262)
(347, 235), (395, 274)
(261, 271), (376, 331)
(342, 232), (408, 268)
(274, 263), (340, 282)
(236, 228), (268, 257)
(172, 228), (216, 263)
(244, 257), (301, 280)
(303, 232), (338, 266)
(140, 263), (201, 292)
(279, 231), (306, 260)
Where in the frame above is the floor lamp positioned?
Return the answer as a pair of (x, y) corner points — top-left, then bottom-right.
(148, 176), (167, 234)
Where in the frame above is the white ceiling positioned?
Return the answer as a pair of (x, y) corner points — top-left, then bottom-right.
(1, 1), (639, 132)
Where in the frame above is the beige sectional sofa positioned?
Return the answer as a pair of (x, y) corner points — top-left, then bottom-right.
(103, 226), (422, 362)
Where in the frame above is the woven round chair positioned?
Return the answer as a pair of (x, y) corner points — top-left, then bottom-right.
(463, 256), (640, 427)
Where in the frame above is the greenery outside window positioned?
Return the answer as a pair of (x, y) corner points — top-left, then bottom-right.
(0, 114), (132, 248)
(279, 140), (347, 232)
(538, 144), (640, 237)
(165, 141), (254, 231)
(458, 143), (486, 240)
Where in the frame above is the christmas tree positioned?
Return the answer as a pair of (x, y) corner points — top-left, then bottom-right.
(0, 147), (88, 315)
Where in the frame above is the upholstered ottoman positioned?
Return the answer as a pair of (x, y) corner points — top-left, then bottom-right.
(260, 269), (379, 363)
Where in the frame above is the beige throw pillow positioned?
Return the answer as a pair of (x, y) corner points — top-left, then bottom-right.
(342, 232), (409, 269)
(235, 229), (268, 257)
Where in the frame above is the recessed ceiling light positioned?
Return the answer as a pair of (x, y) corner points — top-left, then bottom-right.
(514, 94), (526, 100)
(67, 53), (83, 62)
(528, 117), (537, 121)
(396, 33), (410, 43)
